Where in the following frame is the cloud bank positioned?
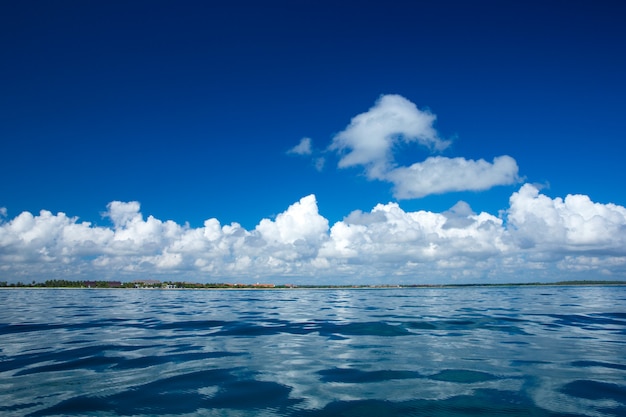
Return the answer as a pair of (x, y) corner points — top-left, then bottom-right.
(1, 185), (625, 283)
(2, 96), (621, 284)
(326, 94), (520, 198)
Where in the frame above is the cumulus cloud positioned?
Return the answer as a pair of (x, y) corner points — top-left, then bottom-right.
(326, 94), (520, 198)
(388, 155), (520, 198)
(105, 201), (142, 228)
(507, 183), (626, 251)
(318, 199), (508, 269)
(1, 185), (625, 283)
(329, 94), (450, 179)
(256, 195), (328, 245)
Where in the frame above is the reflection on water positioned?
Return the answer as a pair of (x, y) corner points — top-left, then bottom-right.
(1, 286), (625, 416)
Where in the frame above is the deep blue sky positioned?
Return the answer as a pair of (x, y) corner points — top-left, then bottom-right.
(2, 0), (624, 228)
(1, 1), (626, 284)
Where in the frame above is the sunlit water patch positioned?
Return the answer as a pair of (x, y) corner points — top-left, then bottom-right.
(1, 286), (625, 416)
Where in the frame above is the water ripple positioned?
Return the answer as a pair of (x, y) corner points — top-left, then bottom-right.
(1, 286), (625, 417)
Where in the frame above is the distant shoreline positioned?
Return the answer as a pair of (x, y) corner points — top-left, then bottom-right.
(1, 280), (625, 290)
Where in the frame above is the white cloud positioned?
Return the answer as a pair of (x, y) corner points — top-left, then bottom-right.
(507, 183), (626, 251)
(256, 195), (328, 245)
(105, 201), (142, 229)
(288, 137), (325, 171)
(326, 94), (520, 198)
(387, 155), (520, 198)
(313, 157), (325, 172)
(1, 185), (625, 283)
(329, 94), (450, 179)
(319, 200), (508, 267)
(287, 137), (313, 155)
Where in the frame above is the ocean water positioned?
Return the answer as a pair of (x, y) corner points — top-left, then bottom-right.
(1, 286), (625, 417)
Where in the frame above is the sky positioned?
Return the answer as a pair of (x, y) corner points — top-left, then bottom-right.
(1, 0), (626, 284)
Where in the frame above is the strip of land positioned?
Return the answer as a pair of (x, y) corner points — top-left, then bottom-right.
(1, 279), (624, 289)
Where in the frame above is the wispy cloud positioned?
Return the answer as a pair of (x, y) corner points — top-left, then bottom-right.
(287, 137), (313, 156)
(326, 94), (520, 198)
(1, 185), (625, 283)
(287, 137), (325, 172)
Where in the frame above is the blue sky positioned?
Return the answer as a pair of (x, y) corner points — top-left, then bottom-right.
(1, 1), (625, 284)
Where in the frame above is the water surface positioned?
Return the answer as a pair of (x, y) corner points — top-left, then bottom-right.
(1, 286), (625, 416)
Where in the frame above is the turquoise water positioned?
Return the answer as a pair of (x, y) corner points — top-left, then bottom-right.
(1, 286), (625, 416)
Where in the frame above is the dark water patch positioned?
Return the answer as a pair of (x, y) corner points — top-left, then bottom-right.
(381, 293), (414, 298)
(27, 368), (236, 416)
(92, 317), (129, 324)
(163, 343), (196, 353)
(240, 311), (265, 316)
(62, 339), (90, 346)
(70, 313), (96, 321)
(153, 319), (228, 331)
(445, 319), (476, 326)
(111, 352), (190, 370)
(109, 355), (165, 370)
(318, 367), (421, 383)
(599, 405), (626, 417)
(208, 379), (300, 410)
(548, 313), (626, 330)
(212, 320), (413, 338)
(85, 295), (117, 300)
(402, 316), (531, 335)
(218, 320), (288, 337)
(0, 322), (65, 335)
(561, 380), (626, 403)
(1, 344), (149, 374)
(483, 324), (531, 335)
(295, 398), (400, 417)
(601, 312), (626, 320)
(295, 389), (573, 417)
(26, 396), (113, 417)
(429, 369), (499, 383)
(323, 322), (412, 337)
(2, 318), (150, 334)
(234, 297), (266, 303)
(571, 360), (626, 371)
(112, 351), (243, 370)
(404, 321), (437, 330)
(510, 360), (551, 366)
(0, 402), (43, 413)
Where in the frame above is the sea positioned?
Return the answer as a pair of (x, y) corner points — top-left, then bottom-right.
(1, 285), (625, 417)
